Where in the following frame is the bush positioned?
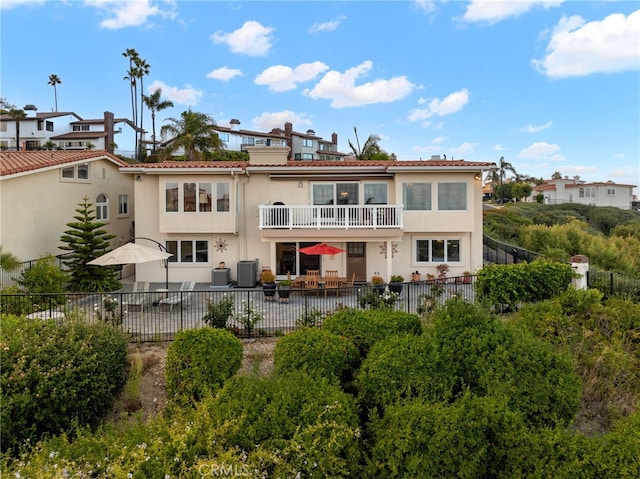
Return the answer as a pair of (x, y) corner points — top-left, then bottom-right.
(357, 334), (454, 413)
(274, 328), (359, 383)
(16, 255), (68, 309)
(165, 328), (242, 406)
(424, 299), (582, 427)
(0, 314), (128, 454)
(322, 308), (422, 359)
(201, 294), (234, 328)
(366, 395), (528, 479)
(206, 372), (360, 451)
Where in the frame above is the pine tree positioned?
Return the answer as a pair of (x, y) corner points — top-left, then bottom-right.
(59, 197), (121, 292)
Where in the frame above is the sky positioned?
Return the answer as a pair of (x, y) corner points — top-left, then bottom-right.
(1, 0), (639, 190)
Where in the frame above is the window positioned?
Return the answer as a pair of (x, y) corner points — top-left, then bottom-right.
(415, 239), (461, 263)
(301, 153), (314, 160)
(403, 182), (432, 210)
(579, 187), (597, 198)
(216, 183), (230, 212)
(118, 195), (129, 216)
(46, 121), (54, 132)
(364, 183), (388, 204)
(60, 163), (89, 180)
(242, 136), (255, 146)
(438, 182), (467, 210)
(218, 133), (229, 142)
(166, 240), (208, 263)
(96, 194), (108, 220)
(607, 188), (615, 196)
(165, 183), (179, 212)
(302, 138), (313, 148)
(72, 125), (90, 132)
(37, 120), (43, 131)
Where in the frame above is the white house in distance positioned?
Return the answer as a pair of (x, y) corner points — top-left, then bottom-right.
(0, 150), (134, 263)
(121, 148), (495, 286)
(0, 110), (139, 157)
(533, 176), (637, 210)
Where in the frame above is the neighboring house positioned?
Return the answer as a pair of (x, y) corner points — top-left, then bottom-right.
(0, 150), (135, 263)
(161, 121), (347, 161)
(0, 111), (140, 157)
(532, 176), (637, 210)
(122, 149), (495, 285)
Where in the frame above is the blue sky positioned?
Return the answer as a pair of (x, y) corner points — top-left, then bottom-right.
(1, 0), (638, 189)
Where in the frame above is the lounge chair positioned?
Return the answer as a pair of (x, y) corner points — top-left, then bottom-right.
(323, 270), (341, 297)
(159, 280), (196, 312)
(127, 281), (149, 312)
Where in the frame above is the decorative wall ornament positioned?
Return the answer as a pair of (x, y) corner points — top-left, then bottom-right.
(215, 238), (228, 252)
(378, 242), (398, 259)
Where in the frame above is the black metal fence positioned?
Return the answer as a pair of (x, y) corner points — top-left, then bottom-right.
(587, 269), (640, 300)
(483, 234), (541, 265)
(0, 278), (476, 342)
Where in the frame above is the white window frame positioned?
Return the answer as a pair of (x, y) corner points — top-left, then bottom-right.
(118, 194), (129, 216)
(60, 163), (90, 182)
(437, 182), (467, 211)
(165, 239), (209, 264)
(96, 193), (109, 221)
(414, 238), (461, 264)
(403, 182), (432, 211)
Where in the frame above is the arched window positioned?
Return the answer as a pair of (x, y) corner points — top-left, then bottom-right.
(96, 193), (109, 220)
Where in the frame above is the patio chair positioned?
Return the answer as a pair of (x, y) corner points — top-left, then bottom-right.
(339, 272), (356, 296)
(159, 280), (196, 312)
(127, 281), (149, 312)
(324, 270), (341, 297)
(304, 270), (320, 296)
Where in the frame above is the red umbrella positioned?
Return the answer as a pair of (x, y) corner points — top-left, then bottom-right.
(297, 243), (345, 255)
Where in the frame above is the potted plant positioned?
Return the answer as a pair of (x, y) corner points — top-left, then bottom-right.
(371, 273), (385, 295)
(461, 271), (473, 284)
(425, 273), (436, 285)
(260, 269), (277, 300)
(277, 278), (292, 301)
(436, 263), (449, 283)
(389, 274), (404, 294)
(411, 270), (421, 283)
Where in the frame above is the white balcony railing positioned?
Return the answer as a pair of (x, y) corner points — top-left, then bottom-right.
(259, 204), (403, 230)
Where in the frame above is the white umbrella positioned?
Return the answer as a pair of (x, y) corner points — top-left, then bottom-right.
(88, 242), (173, 287)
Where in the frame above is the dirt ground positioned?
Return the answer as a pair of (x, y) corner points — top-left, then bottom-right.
(111, 337), (277, 420)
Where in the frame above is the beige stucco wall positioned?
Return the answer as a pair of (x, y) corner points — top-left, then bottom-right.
(0, 159), (134, 263)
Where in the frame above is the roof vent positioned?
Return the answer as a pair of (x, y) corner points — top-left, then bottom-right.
(430, 155), (441, 160)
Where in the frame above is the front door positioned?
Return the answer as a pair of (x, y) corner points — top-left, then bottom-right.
(346, 242), (366, 283)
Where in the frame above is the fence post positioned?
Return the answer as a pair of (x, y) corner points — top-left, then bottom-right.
(571, 255), (589, 290)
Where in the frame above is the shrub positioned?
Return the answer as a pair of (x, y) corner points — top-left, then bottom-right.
(165, 328), (242, 405)
(0, 314), (128, 454)
(274, 328), (359, 383)
(322, 308), (422, 359)
(366, 395), (528, 479)
(357, 334), (454, 413)
(424, 299), (582, 427)
(16, 255), (68, 309)
(201, 294), (234, 329)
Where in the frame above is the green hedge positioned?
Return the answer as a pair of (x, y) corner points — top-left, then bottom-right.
(165, 327), (243, 406)
(476, 260), (575, 311)
(273, 328), (359, 383)
(322, 308), (422, 359)
(0, 314), (128, 454)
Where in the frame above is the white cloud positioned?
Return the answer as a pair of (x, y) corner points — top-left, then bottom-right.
(0, 0), (44, 10)
(206, 67), (243, 81)
(494, 144), (506, 151)
(532, 10), (640, 78)
(517, 141), (565, 161)
(252, 110), (312, 131)
(147, 80), (203, 106)
(414, 1), (438, 15)
(520, 121), (552, 133)
(461, 0), (563, 24)
(255, 62), (329, 92)
(304, 61), (414, 108)
(451, 142), (478, 158)
(84, 0), (176, 29)
(309, 15), (346, 33)
(210, 20), (274, 56)
(407, 88), (470, 122)
(431, 136), (448, 144)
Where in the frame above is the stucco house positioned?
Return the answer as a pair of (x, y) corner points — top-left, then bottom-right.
(122, 147), (495, 286)
(532, 176), (637, 210)
(0, 150), (135, 263)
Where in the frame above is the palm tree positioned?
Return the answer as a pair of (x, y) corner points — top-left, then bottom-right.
(123, 48), (139, 156)
(134, 56), (150, 159)
(497, 156), (518, 202)
(348, 126), (382, 160)
(8, 108), (26, 151)
(159, 109), (223, 161)
(47, 74), (61, 112)
(143, 88), (174, 153)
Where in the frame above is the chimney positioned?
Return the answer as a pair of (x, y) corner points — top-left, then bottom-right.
(104, 111), (115, 153)
(332, 132), (338, 146)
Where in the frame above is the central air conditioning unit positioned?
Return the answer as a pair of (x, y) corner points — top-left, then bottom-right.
(237, 260), (258, 288)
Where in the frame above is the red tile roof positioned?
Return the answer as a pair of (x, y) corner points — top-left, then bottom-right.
(0, 150), (130, 176)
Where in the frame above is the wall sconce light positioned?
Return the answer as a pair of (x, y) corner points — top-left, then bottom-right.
(298, 180), (303, 188)
(135, 175), (142, 182)
(474, 173), (481, 180)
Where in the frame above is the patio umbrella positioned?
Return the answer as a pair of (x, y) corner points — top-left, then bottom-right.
(297, 243), (345, 255)
(88, 242), (173, 288)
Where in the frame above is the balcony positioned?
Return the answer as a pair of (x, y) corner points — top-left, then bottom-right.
(259, 204), (404, 230)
